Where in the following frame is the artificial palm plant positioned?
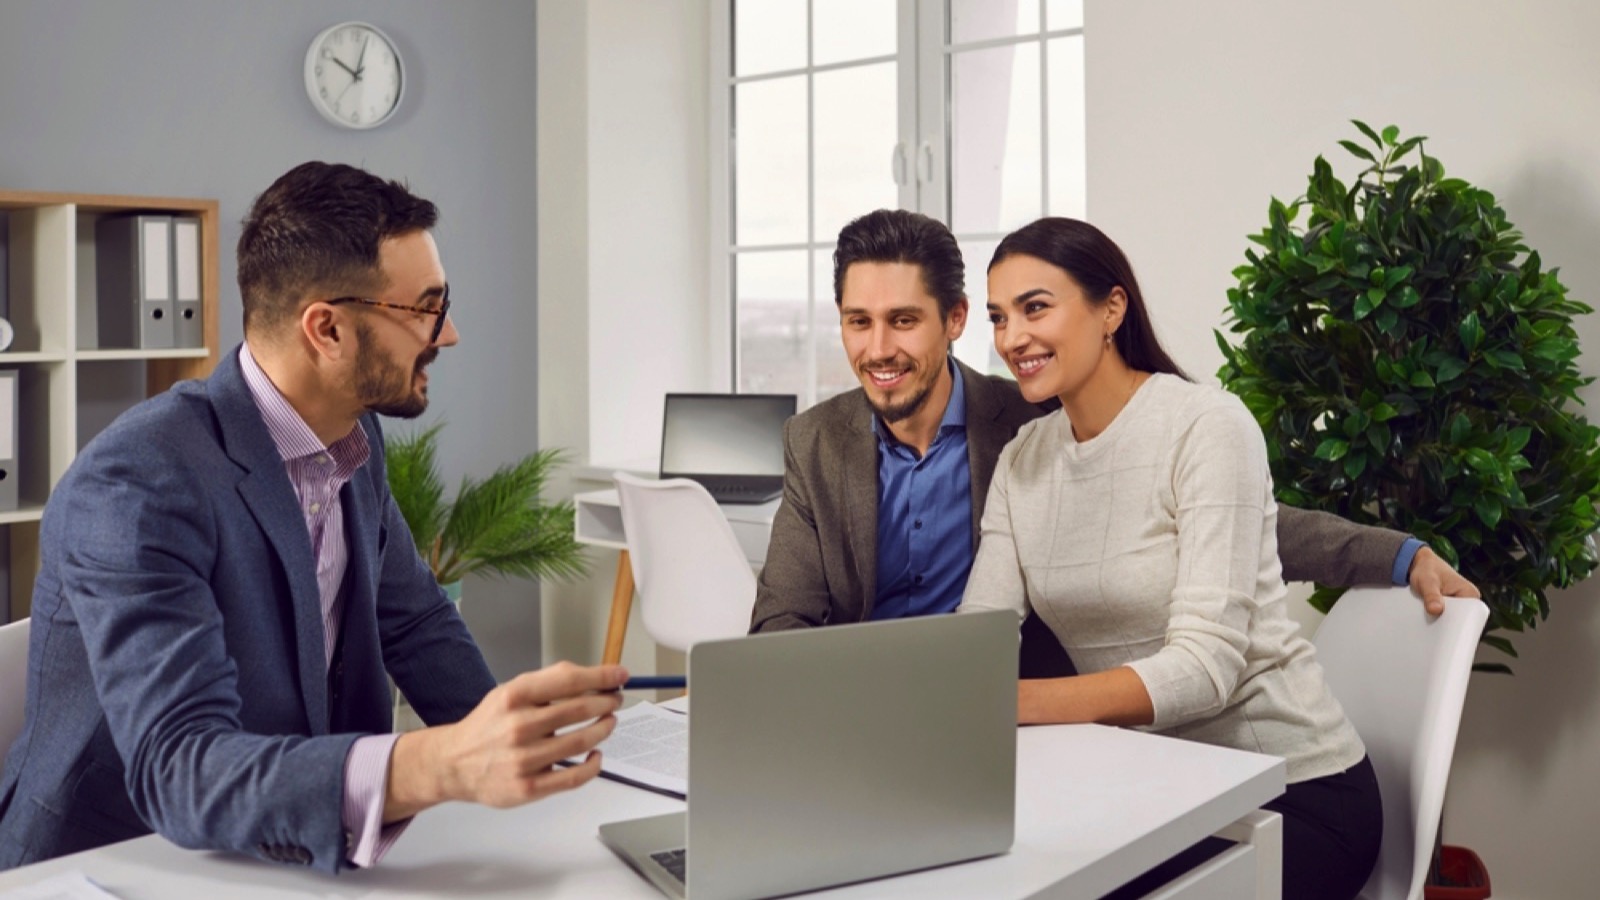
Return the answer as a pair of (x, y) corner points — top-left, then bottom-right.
(1216, 121), (1600, 670)
(384, 423), (588, 590)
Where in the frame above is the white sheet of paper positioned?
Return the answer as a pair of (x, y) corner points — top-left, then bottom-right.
(578, 701), (688, 797)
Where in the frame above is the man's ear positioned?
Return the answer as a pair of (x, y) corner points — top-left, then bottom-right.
(301, 302), (350, 361)
(945, 296), (969, 342)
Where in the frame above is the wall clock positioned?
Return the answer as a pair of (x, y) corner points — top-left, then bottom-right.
(304, 22), (405, 129)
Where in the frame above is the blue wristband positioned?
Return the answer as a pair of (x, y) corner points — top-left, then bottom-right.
(1392, 537), (1426, 586)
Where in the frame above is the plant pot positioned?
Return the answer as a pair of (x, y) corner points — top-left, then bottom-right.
(442, 581), (463, 606)
(1424, 845), (1491, 899)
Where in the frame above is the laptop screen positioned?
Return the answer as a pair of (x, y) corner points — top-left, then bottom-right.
(659, 394), (795, 478)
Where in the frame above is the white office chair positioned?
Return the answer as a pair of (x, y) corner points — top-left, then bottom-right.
(1312, 587), (1489, 900)
(0, 617), (31, 762)
(613, 472), (757, 653)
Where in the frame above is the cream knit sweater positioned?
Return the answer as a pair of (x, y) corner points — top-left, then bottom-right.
(960, 374), (1365, 783)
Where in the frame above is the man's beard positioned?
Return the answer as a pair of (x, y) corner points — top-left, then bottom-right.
(861, 359), (938, 424)
(354, 322), (438, 419)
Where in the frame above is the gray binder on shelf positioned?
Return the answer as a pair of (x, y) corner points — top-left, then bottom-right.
(0, 369), (17, 511)
(95, 214), (176, 350)
(171, 216), (203, 348)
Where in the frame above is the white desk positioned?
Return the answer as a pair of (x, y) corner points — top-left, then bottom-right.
(574, 488), (778, 664)
(0, 724), (1285, 899)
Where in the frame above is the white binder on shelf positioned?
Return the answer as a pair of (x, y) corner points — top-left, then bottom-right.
(95, 214), (176, 350)
(171, 216), (203, 349)
(0, 369), (17, 511)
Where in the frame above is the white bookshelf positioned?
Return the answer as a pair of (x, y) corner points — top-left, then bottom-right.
(1, 190), (221, 621)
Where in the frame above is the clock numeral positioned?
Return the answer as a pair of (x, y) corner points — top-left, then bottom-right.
(321, 48), (332, 59)
(315, 64), (323, 76)
(319, 86), (329, 99)
(350, 111), (360, 123)
(384, 94), (393, 105)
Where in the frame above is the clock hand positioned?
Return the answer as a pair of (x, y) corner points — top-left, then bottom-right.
(332, 57), (360, 79)
(355, 35), (369, 78)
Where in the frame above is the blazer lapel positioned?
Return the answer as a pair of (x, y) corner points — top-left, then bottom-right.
(960, 361), (1011, 553)
(209, 349), (331, 735)
(838, 393), (881, 620)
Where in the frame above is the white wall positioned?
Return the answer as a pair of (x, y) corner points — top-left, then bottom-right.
(537, 0), (711, 673)
(1085, 2), (1600, 897)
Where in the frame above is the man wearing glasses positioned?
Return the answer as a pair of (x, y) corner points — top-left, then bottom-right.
(0, 162), (626, 873)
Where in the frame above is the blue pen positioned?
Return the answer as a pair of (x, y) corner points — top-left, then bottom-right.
(623, 675), (687, 691)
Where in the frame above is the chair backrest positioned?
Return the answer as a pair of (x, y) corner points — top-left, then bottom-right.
(1312, 588), (1488, 900)
(0, 617), (31, 762)
(614, 472), (758, 652)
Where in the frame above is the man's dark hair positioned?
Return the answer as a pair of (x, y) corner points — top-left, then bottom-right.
(991, 217), (1190, 380)
(832, 209), (965, 319)
(237, 161), (438, 335)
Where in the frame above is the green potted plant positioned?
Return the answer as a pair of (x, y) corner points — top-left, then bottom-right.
(1216, 122), (1600, 896)
(1217, 120), (1600, 664)
(384, 423), (589, 601)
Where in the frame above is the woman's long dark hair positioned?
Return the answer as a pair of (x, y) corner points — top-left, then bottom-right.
(990, 217), (1189, 380)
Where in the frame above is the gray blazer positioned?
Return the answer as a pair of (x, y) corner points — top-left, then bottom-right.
(0, 348), (496, 872)
(751, 360), (1407, 638)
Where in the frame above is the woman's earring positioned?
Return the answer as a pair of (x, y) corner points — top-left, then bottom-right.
(1104, 332), (1113, 348)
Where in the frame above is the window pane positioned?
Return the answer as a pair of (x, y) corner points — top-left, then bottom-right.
(950, 0), (1040, 46)
(813, 247), (858, 403)
(813, 0), (895, 67)
(952, 238), (1012, 377)
(1046, 36), (1087, 218)
(1045, 0), (1083, 30)
(735, 77), (809, 246)
(813, 62), (899, 244)
(737, 250), (809, 395)
(950, 43), (1042, 235)
(734, 0), (806, 76)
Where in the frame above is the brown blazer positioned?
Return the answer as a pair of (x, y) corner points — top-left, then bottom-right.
(750, 361), (1408, 650)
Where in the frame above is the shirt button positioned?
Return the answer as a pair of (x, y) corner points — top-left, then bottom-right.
(309, 502), (321, 514)
(317, 454), (331, 465)
(914, 519), (923, 529)
(913, 574), (924, 586)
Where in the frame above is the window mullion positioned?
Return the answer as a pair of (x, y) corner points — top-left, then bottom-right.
(915, 0), (949, 222)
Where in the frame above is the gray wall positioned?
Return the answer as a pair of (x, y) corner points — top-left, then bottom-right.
(0, 0), (544, 678)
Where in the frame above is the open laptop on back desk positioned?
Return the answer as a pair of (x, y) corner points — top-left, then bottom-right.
(659, 393), (795, 504)
(599, 610), (1018, 900)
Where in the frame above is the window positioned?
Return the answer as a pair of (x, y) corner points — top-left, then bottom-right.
(714, 0), (1085, 405)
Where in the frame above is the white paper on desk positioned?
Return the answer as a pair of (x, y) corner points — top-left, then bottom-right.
(574, 702), (687, 798)
(0, 871), (120, 900)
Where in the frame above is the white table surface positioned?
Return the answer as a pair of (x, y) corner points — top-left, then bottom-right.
(0, 724), (1284, 899)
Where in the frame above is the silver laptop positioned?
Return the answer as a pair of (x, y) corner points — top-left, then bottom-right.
(599, 610), (1018, 900)
(659, 393), (795, 504)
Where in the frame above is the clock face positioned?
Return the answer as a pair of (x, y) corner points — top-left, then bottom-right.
(304, 22), (404, 129)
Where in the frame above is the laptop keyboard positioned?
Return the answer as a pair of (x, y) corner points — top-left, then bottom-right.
(707, 483), (773, 501)
(650, 848), (688, 884)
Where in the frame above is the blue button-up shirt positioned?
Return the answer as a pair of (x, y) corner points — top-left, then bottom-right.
(871, 362), (973, 620)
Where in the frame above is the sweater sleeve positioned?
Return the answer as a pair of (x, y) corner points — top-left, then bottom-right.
(958, 437), (1029, 626)
(1125, 402), (1272, 729)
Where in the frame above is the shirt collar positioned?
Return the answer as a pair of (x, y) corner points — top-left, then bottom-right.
(238, 344), (370, 471)
(871, 356), (967, 447)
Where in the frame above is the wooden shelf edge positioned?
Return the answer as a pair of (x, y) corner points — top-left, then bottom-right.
(0, 506), (46, 526)
(77, 348), (211, 361)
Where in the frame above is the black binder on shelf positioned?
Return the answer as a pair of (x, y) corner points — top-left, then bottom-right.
(172, 215), (203, 349)
(0, 369), (17, 511)
(95, 214), (176, 350)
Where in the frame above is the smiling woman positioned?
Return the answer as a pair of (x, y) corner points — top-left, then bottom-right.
(960, 217), (1385, 900)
